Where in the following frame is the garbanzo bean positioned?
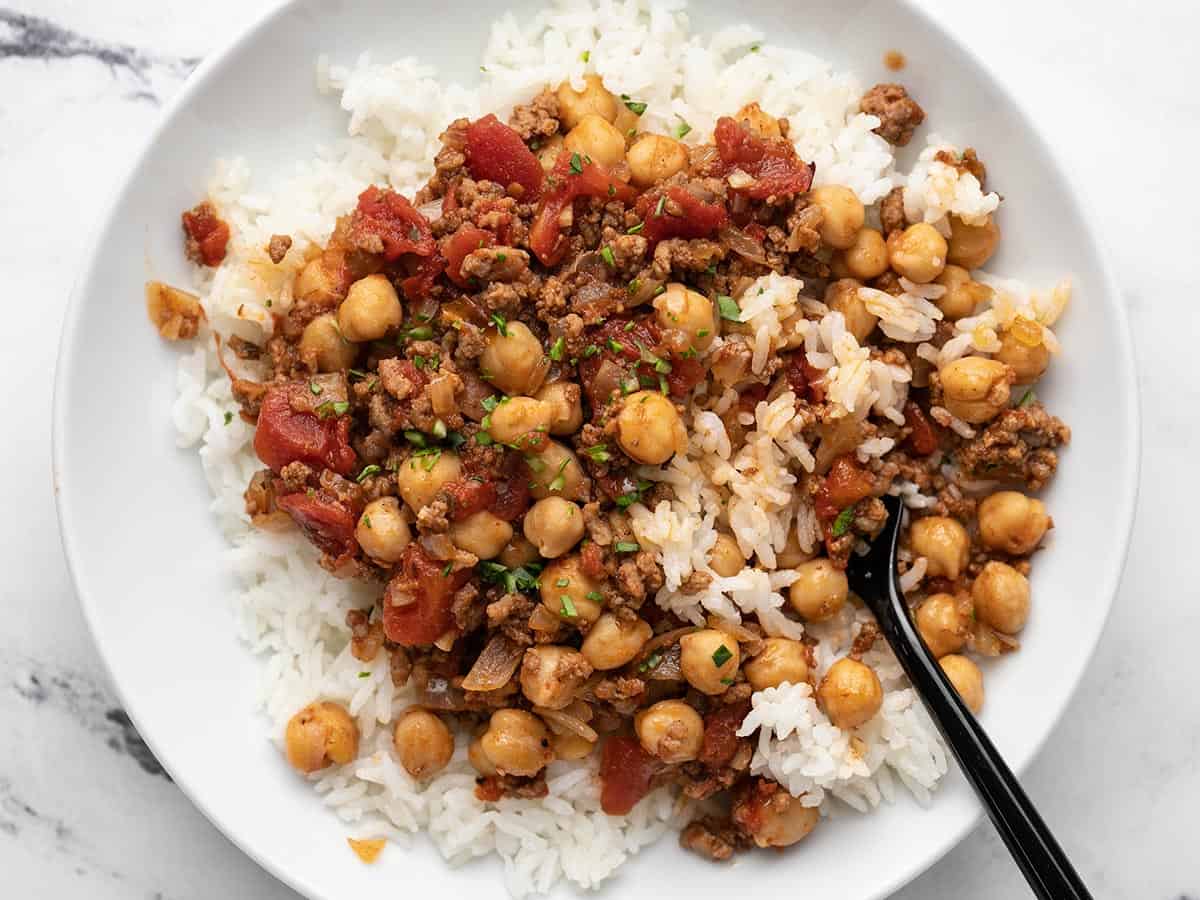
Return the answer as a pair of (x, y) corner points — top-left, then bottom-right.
(479, 321), (548, 396)
(744, 638), (810, 691)
(934, 265), (992, 321)
(939, 356), (1014, 424)
(392, 708), (454, 780)
(947, 214), (1000, 270)
(734, 101), (782, 139)
(972, 561), (1031, 633)
(564, 114), (626, 168)
(788, 559), (848, 622)
(519, 645), (592, 709)
(909, 516), (970, 579)
(499, 534), (540, 569)
(449, 511), (512, 560)
(817, 658), (883, 729)
(739, 791), (820, 848)
(887, 223), (948, 283)
(556, 74), (618, 129)
(708, 533), (744, 577)
(284, 701), (359, 774)
(534, 381), (584, 435)
(995, 326), (1050, 384)
(396, 450), (462, 513)
(580, 613), (652, 670)
(536, 134), (565, 172)
(539, 555), (603, 625)
(295, 256), (347, 304)
(978, 491), (1050, 555)
(551, 731), (595, 761)
(479, 709), (553, 777)
(527, 441), (589, 501)
(810, 185), (865, 250)
(488, 396), (554, 446)
(299, 313), (357, 372)
(626, 133), (689, 187)
(468, 735), (497, 775)
(775, 527), (816, 568)
(355, 497), (411, 564)
(523, 497), (585, 558)
(915, 593), (969, 657)
(838, 228), (889, 281)
(337, 274), (403, 342)
(679, 629), (740, 695)
(635, 699), (704, 763)
(824, 278), (878, 343)
(939, 654), (985, 713)
(654, 283), (717, 351)
(616, 391), (686, 464)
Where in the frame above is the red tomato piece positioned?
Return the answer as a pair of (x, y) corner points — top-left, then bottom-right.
(599, 735), (659, 816)
(529, 152), (639, 266)
(399, 254), (446, 301)
(382, 544), (472, 646)
(698, 701), (751, 768)
(576, 317), (662, 409)
(464, 114), (544, 200)
(443, 226), (495, 288)
(904, 400), (940, 456)
(580, 541), (606, 580)
(815, 454), (875, 522)
(633, 186), (729, 246)
(664, 354), (706, 398)
(181, 201), (229, 266)
(253, 383), (356, 476)
(783, 352), (826, 404)
(713, 116), (815, 199)
(276, 491), (358, 560)
(442, 476), (496, 521)
(347, 186), (436, 261)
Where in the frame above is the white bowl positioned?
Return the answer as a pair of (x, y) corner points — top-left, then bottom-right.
(53, 0), (1139, 897)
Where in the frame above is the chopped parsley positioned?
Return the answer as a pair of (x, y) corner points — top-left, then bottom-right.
(638, 652), (662, 673)
(620, 94), (647, 115)
(614, 541), (640, 553)
(362, 515), (372, 529)
(560, 596), (578, 618)
(749, 42), (761, 52)
(403, 429), (427, 448)
(705, 263), (717, 276)
(711, 644), (733, 667)
(358, 671), (371, 679)
(584, 444), (612, 463)
(315, 400), (350, 418)
(580, 50), (590, 62)
(1018, 388), (1037, 407)
(615, 479), (652, 509)
(413, 447), (443, 471)
(356, 464), (382, 483)
(481, 395), (500, 413)
(831, 505), (856, 537)
(716, 294), (742, 322)
(525, 455), (547, 474)
(720, 677), (735, 686)
(569, 152), (584, 175)
(447, 430), (467, 449)
(600, 246), (616, 268)
(309, 381), (323, 396)
(697, 328), (710, 338)
(585, 590), (604, 602)
(674, 116), (692, 139)
(606, 338), (625, 353)
(413, 355), (426, 369)
(404, 324), (433, 341)
(626, 222), (645, 235)
(490, 312), (509, 336)
(555, 577), (570, 588)
(583, 344), (600, 358)
(223, 411), (233, 426)
(549, 336), (566, 361)
(348, 368), (370, 380)
(548, 458), (570, 493)
(654, 195), (666, 217)
(442, 561), (454, 577)
(495, 252), (507, 263)
(627, 278), (641, 295)
(475, 431), (494, 446)
(478, 560), (544, 594)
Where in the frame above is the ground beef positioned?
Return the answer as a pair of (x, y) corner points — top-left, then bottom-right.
(954, 404), (1071, 490)
(416, 496), (450, 533)
(679, 571), (713, 595)
(860, 83), (926, 146)
(650, 238), (725, 278)
(879, 185), (907, 236)
(451, 582), (484, 633)
(783, 201), (823, 253)
(507, 90), (560, 142)
(267, 234), (293, 263)
(475, 773), (549, 803)
(679, 817), (751, 862)
(460, 246), (531, 283)
(935, 147), (987, 187)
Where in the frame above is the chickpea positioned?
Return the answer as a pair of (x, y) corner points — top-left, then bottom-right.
(519, 645), (592, 709)
(396, 450), (462, 513)
(355, 497), (411, 564)
(449, 510), (512, 560)
(979, 491), (1051, 555)
(392, 708), (454, 780)
(635, 699), (704, 763)
(947, 214), (1000, 270)
(744, 638), (810, 691)
(934, 265), (992, 321)
(527, 441), (588, 501)
(995, 329), (1050, 385)
(654, 283), (717, 351)
(909, 516), (970, 579)
(536, 133), (565, 172)
(837, 228), (889, 281)
(616, 391), (687, 465)
(539, 555), (603, 625)
(939, 654), (985, 714)
(741, 791), (820, 848)
(788, 559), (848, 622)
(775, 527), (816, 568)
(523, 497), (585, 558)
(679, 629), (740, 695)
(551, 731), (595, 761)
(581, 613), (652, 670)
(299, 313), (358, 372)
(939, 357), (1014, 424)
(915, 593), (969, 657)
(499, 534), (540, 569)
(488, 396), (554, 446)
(810, 185), (865, 250)
(708, 533), (745, 577)
(555, 74), (618, 129)
(337, 274), (403, 342)
(626, 133), (689, 187)
(817, 658), (883, 729)
(613, 104), (640, 144)
(295, 256), (346, 304)
(534, 381), (583, 435)
(468, 734), (497, 775)
(972, 561), (1032, 633)
(284, 701), (359, 774)
(564, 114), (626, 168)
(734, 101), (782, 139)
(479, 321), (548, 396)
(479, 709), (553, 777)
(887, 222), (948, 283)
(824, 278), (878, 343)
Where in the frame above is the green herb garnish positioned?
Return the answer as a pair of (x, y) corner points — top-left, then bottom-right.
(560, 596), (578, 618)
(1018, 388), (1037, 407)
(549, 336), (565, 361)
(490, 312), (508, 336)
(674, 116), (692, 139)
(711, 644), (733, 667)
(600, 246), (616, 268)
(478, 560), (544, 594)
(580, 50), (590, 62)
(403, 429), (427, 447)
(620, 94), (647, 115)
(223, 411), (233, 426)
(626, 222), (644, 235)
(831, 505), (855, 537)
(583, 344), (600, 358)
(309, 381), (322, 396)
(654, 195), (666, 217)
(716, 295), (742, 322)
(405, 325), (433, 341)
(548, 458), (570, 493)
(569, 152), (584, 175)
(638, 652), (662, 673)
(356, 464), (382, 483)
(607, 338), (624, 353)
(614, 541), (640, 553)
(584, 444), (612, 463)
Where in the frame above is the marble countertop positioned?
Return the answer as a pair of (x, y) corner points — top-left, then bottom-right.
(1, 0), (1195, 897)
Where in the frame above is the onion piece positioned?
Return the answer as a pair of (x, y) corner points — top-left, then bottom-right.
(529, 604), (562, 633)
(534, 705), (599, 743)
(416, 198), (443, 222)
(415, 674), (467, 711)
(429, 374), (461, 419)
(461, 634), (525, 692)
(640, 625), (700, 658)
(719, 225), (767, 265)
(814, 416), (865, 474)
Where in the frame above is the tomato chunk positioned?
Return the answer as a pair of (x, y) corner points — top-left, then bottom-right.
(783, 352), (826, 404)
(904, 400), (940, 456)
(529, 152), (639, 266)
(599, 735), (659, 816)
(442, 476), (496, 521)
(464, 114), (544, 200)
(713, 116), (815, 199)
(382, 544), (472, 646)
(253, 382), (356, 476)
(276, 491), (358, 560)
(633, 186), (729, 246)
(815, 454), (875, 522)
(347, 186), (436, 261)
(181, 201), (229, 267)
(399, 254), (445, 301)
(443, 226), (495, 288)
(698, 701), (751, 768)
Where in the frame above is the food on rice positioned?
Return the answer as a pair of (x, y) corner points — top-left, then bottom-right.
(153, 1), (1072, 894)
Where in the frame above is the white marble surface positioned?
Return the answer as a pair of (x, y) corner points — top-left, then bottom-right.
(1, 0), (1195, 897)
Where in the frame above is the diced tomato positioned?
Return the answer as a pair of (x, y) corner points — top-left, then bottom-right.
(441, 177), (462, 215)
(399, 254), (445, 301)
(599, 735), (659, 816)
(699, 701), (751, 768)
(253, 382), (356, 476)
(815, 454), (875, 522)
(633, 186), (729, 247)
(181, 201), (229, 267)
(276, 491), (358, 560)
(580, 541), (606, 580)
(664, 354), (706, 398)
(382, 544), (472, 646)
(442, 476), (496, 521)
(742, 222), (767, 243)
(487, 452), (532, 522)
(713, 117), (815, 200)
(783, 352), (826, 404)
(443, 226), (495, 288)
(577, 316), (664, 409)
(904, 400), (940, 456)
(464, 114), (544, 200)
(347, 186), (436, 261)
(529, 152), (639, 266)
